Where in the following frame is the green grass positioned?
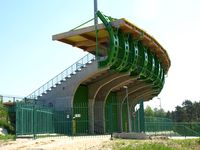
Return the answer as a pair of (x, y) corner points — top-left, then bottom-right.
(108, 138), (200, 150)
(0, 134), (15, 141)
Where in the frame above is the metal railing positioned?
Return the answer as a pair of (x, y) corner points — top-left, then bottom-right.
(27, 53), (95, 100)
(144, 117), (200, 137)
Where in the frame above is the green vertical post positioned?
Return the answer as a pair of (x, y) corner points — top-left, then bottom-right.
(16, 104), (18, 137)
(71, 106), (74, 136)
(139, 101), (145, 132)
(32, 105), (36, 139)
(110, 103), (113, 139)
(111, 103), (113, 133)
(21, 106), (23, 135)
(137, 107), (140, 132)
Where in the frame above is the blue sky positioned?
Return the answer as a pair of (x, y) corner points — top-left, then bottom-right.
(1, 0), (200, 111)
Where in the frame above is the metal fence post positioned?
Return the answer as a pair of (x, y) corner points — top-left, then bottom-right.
(138, 108), (140, 132)
(33, 104), (36, 139)
(139, 101), (145, 132)
(15, 103), (18, 137)
(110, 103), (113, 140)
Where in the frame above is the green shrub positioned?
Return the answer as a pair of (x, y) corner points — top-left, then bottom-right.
(0, 103), (14, 134)
(0, 134), (15, 141)
(198, 138), (200, 145)
(0, 120), (14, 134)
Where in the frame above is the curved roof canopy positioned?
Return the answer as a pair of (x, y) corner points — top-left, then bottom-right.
(53, 18), (170, 73)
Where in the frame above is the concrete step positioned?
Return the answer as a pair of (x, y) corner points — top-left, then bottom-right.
(113, 132), (149, 139)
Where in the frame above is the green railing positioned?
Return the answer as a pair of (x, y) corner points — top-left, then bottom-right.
(145, 117), (173, 135)
(26, 53), (95, 100)
(145, 117), (200, 137)
(15, 101), (120, 138)
(173, 122), (200, 137)
(15, 102), (71, 137)
(11, 102), (200, 138)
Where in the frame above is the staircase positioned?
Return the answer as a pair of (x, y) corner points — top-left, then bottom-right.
(26, 53), (97, 110)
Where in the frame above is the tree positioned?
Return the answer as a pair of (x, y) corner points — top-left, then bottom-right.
(144, 106), (154, 117)
(145, 100), (200, 122)
(0, 103), (8, 121)
(166, 111), (171, 119)
(182, 100), (193, 122)
(144, 106), (167, 118)
(174, 105), (188, 122)
(153, 108), (166, 118)
(193, 101), (200, 121)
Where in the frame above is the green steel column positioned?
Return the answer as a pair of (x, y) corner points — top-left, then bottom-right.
(139, 101), (145, 132)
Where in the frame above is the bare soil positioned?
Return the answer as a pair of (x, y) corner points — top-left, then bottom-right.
(0, 135), (111, 150)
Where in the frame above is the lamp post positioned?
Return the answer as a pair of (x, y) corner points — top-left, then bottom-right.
(158, 97), (161, 110)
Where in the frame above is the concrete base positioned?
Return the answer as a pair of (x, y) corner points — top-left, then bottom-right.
(113, 132), (149, 139)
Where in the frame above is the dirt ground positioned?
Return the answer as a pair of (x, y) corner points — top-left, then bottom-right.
(1, 135), (199, 150)
(0, 135), (111, 150)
